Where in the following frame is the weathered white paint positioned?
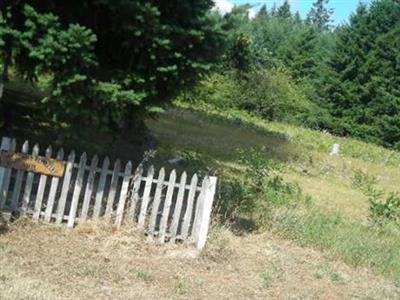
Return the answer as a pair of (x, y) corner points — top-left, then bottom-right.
(170, 171), (187, 241)
(67, 153), (87, 227)
(11, 141), (29, 210)
(181, 174), (198, 239)
(158, 169), (176, 243)
(33, 145), (52, 220)
(128, 165), (143, 222)
(114, 161), (132, 228)
(138, 166), (154, 227)
(93, 157), (110, 218)
(55, 151), (75, 224)
(0, 137), (13, 209)
(21, 143), (39, 215)
(148, 167), (165, 234)
(105, 159), (121, 217)
(80, 155), (98, 221)
(194, 176), (217, 250)
(44, 148), (64, 222)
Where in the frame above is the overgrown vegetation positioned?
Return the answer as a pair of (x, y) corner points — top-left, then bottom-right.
(0, 0), (223, 132)
(148, 105), (400, 281)
(180, 0), (400, 149)
(2, 0), (400, 293)
(218, 146), (304, 226)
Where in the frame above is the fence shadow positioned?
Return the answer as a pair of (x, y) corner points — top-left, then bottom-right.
(0, 214), (9, 235)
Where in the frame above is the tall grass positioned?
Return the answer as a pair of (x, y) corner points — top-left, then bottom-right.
(270, 207), (400, 281)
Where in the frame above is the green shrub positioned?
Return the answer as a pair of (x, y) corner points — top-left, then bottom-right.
(352, 169), (378, 194)
(181, 68), (323, 127)
(218, 146), (303, 224)
(350, 169), (400, 225)
(185, 73), (239, 109)
(369, 193), (400, 225)
(235, 68), (315, 123)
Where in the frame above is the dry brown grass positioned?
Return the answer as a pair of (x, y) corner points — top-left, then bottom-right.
(0, 219), (398, 300)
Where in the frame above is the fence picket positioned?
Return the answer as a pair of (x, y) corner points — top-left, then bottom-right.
(10, 140), (29, 210)
(21, 143), (39, 215)
(105, 159), (121, 217)
(192, 177), (208, 241)
(33, 145), (52, 220)
(0, 137), (12, 201)
(138, 166), (154, 227)
(80, 155), (98, 221)
(114, 161), (133, 228)
(93, 157), (110, 218)
(194, 177), (217, 250)
(67, 153), (87, 228)
(128, 165), (143, 222)
(158, 170), (176, 243)
(55, 151), (76, 224)
(181, 173), (198, 239)
(44, 148), (64, 222)
(170, 171), (187, 241)
(0, 138), (16, 209)
(148, 167), (165, 234)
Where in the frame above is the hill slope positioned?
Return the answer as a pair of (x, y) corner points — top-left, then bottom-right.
(0, 220), (398, 299)
(1, 105), (400, 299)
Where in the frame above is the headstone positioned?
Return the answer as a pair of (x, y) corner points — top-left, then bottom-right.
(330, 143), (340, 156)
(168, 157), (183, 165)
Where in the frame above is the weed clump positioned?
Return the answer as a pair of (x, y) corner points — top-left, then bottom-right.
(218, 146), (304, 228)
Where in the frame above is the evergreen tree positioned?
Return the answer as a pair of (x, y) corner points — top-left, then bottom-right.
(256, 4), (268, 19)
(294, 11), (302, 24)
(277, 0), (291, 19)
(307, 0), (333, 30)
(0, 1), (224, 131)
(270, 3), (277, 17)
(323, 0), (400, 148)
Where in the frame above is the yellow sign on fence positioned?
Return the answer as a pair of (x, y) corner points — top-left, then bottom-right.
(0, 152), (66, 177)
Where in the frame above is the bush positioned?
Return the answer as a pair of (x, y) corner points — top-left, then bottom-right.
(369, 193), (400, 225)
(235, 68), (315, 123)
(351, 169), (400, 225)
(182, 68), (323, 127)
(351, 169), (378, 194)
(217, 146), (303, 225)
(185, 73), (239, 109)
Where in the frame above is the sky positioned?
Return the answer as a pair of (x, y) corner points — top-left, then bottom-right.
(214, 0), (373, 26)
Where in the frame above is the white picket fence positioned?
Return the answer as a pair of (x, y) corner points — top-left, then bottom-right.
(0, 137), (217, 249)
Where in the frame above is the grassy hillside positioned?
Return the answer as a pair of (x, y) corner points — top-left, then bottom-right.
(146, 102), (400, 282)
(2, 98), (400, 299)
(147, 102), (400, 220)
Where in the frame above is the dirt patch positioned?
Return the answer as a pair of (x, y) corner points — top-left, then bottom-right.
(0, 220), (398, 299)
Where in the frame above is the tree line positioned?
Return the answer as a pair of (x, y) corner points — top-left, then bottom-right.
(1, 0), (400, 149)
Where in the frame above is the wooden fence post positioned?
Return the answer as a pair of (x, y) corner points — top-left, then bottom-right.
(21, 143), (39, 215)
(67, 153), (87, 227)
(56, 151), (75, 224)
(193, 176), (217, 250)
(114, 161), (133, 228)
(33, 145), (52, 220)
(0, 137), (12, 209)
(158, 169), (176, 243)
(11, 141), (29, 211)
(128, 165), (143, 222)
(138, 165), (154, 227)
(44, 148), (64, 222)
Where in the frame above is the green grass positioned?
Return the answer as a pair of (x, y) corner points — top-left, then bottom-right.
(147, 102), (400, 281)
(272, 207), (400, 281)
